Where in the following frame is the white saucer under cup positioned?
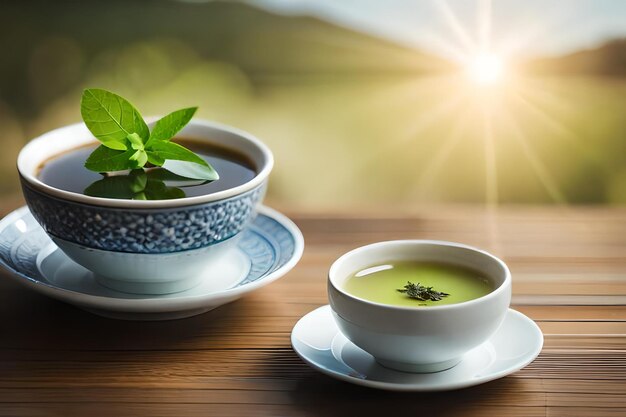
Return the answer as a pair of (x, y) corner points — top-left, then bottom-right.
(0, 205), (303, 321)
(291, 305), (543, 391)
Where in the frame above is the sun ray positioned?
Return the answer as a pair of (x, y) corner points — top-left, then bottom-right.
(481, 105), (502, 254)
(397, 90), (469, 146)
(361, 75), (471, 153)
(334, 77), (470, 193)
(414, 110), (471, 200)
(496, 22), (553, 60)
(511, 93), (574, 138)
(496, 6), (586, 62)
(477, 0), (492, 52)
(355, 74), (464, 114)
(481, 106), (498, 208)
(509, 91), (602, 165)
(512, 79), (573, 114)
(418, 33), (475, 64)
(501, 107), (568, 205)
(430, 0), (476, 60)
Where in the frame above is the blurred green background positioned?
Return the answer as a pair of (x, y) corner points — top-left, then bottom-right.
(1, 0), (625, 208)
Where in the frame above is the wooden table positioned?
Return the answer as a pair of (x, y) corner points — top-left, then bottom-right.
(0, 203), (624, 416)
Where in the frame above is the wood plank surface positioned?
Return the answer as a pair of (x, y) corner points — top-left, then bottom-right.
(0, 200), (624, 416)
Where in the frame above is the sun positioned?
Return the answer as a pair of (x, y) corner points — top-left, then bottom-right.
(466, 53), (505, 85)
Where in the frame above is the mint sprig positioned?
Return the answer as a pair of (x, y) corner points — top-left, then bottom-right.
(81, 89), (219, 181)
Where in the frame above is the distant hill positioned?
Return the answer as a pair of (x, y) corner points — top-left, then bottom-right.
(523, 39), (626, 76)
(0, 0), (451, 116)
(2, 0), (622, 121)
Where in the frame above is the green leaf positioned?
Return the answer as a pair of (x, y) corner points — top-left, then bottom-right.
(148, 140), (219, 180)
(84, 175), (138, 199)
(162, 160), (219, 181)
(81, 89), (149, 149)
(129, 170), (148, 193)
(146, 151), (165, 167)
(127, 133), (144, 150)
(84, 145), (136, 172)
(100, 139), (128, 151)
(129, 149), (148, 168)
(147, 141), (208, 167)
(144, 179), (186, 200)
(146, 107), (197, 147)
(147, 168), (210, 187)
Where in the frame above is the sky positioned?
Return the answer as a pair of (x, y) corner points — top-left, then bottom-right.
(251, 0), (626, 60)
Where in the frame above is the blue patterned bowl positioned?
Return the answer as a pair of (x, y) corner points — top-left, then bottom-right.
(17, 120), (273, 294)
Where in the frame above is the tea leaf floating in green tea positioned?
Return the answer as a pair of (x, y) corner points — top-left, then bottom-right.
(80, 88), (219, 181)
(397, 281), (450, 302)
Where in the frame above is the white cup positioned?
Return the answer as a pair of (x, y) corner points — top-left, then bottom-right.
(328, 240), (511, 373)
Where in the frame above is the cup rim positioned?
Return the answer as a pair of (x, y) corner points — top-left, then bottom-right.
(328, 239), (511, 311)
(17, 119), (274, 209)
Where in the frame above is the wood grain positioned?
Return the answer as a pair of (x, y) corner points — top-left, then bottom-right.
(0, 202), (624, 416)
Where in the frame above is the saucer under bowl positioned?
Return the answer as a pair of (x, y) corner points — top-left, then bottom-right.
(291, 305), (543, 391)
(0, 205), (303, 320)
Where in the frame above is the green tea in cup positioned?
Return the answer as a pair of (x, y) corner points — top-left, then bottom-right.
(343, 261), (493, 307)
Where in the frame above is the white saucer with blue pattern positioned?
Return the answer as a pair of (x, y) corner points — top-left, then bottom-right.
(292, 305), (543, 391)
(0, 205), (303, 320)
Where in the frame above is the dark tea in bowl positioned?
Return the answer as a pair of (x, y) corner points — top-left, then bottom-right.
(38, 139), (257, 201)
(328, 240), (511, 373)
(17, 120), (273, 294)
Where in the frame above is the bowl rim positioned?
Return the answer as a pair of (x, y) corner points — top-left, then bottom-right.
(17, 119), (273, 209)
(328, 239), (511, 312)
